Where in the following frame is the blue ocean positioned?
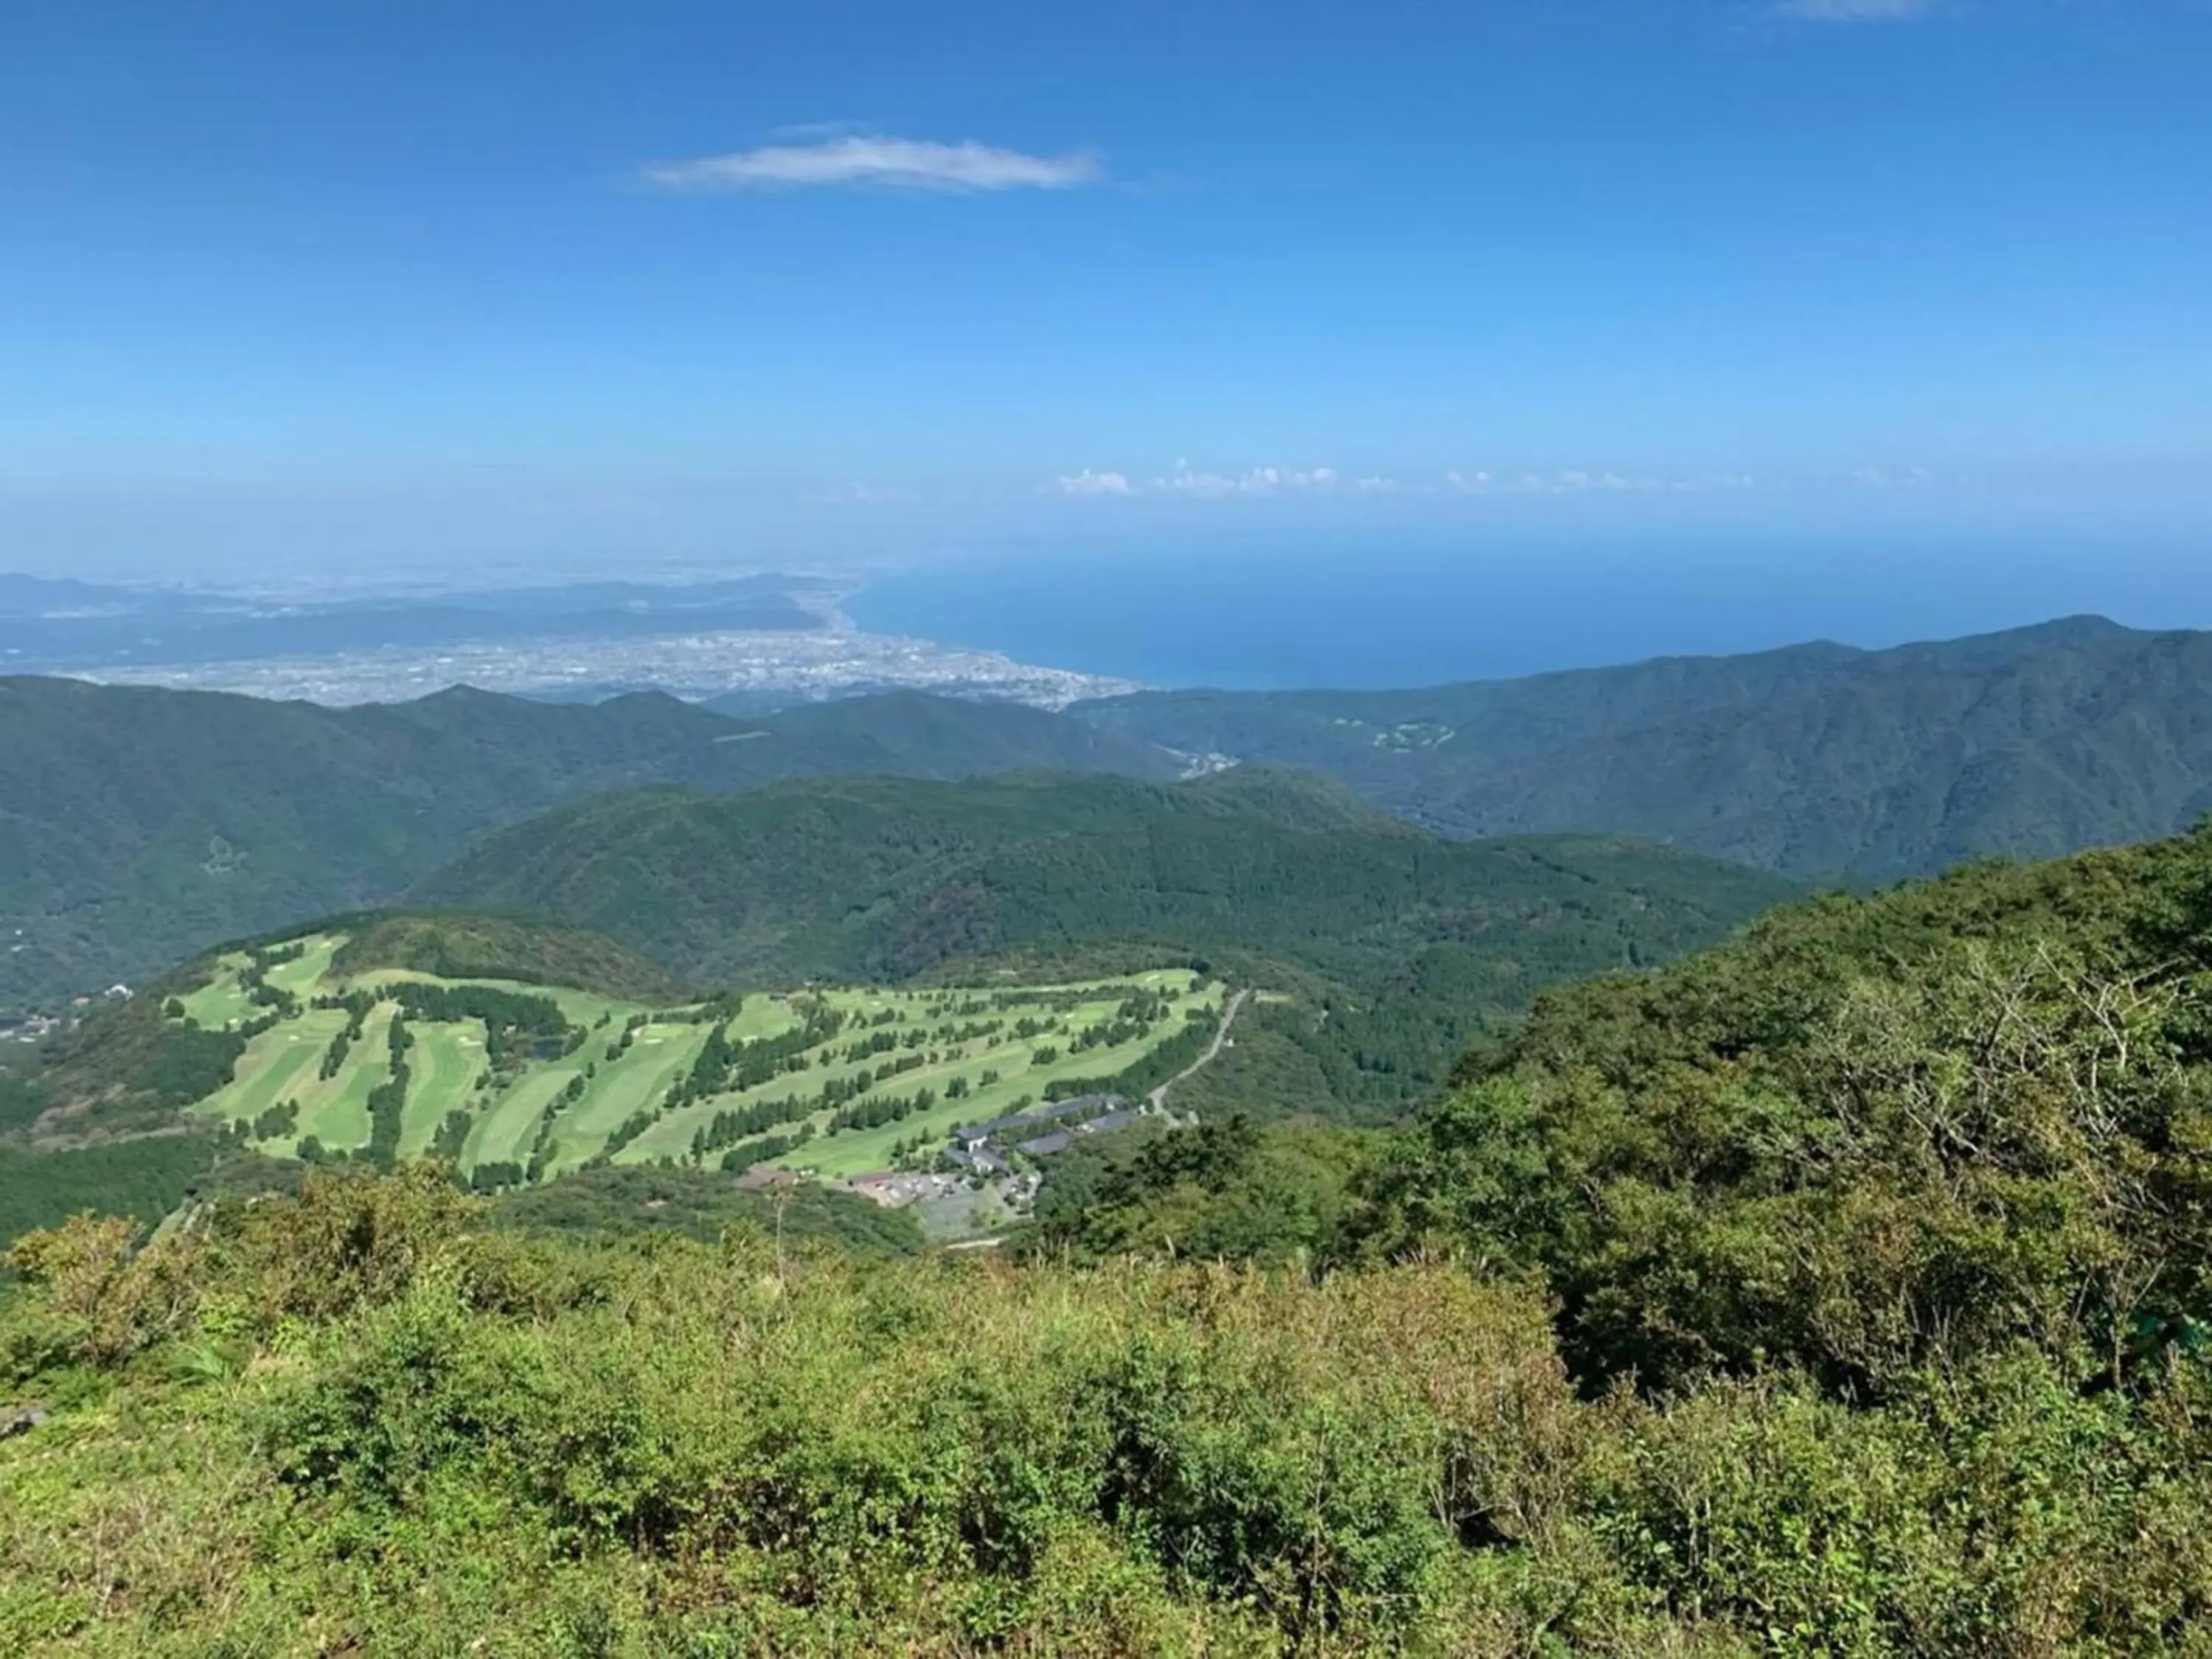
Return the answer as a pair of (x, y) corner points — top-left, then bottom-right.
(847, 540), (2207, 692)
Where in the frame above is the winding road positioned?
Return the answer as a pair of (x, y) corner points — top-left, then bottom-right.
(1149, 987), (1252, 1114)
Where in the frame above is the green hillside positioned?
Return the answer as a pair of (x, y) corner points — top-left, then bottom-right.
(1353, 817), (2212, 1398)
(1018, 815), (2212, 1401)
(416, 770), (1797, 1113)
(1075, 615), (2212, 880)
(0, 679), (1179, 1009)
(13, 830), (2212, 1653)
(327, 912), (689, 1002)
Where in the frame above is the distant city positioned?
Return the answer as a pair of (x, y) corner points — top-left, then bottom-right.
(0, 569), (1135, 710)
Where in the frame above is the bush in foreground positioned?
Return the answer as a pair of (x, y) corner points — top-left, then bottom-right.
(4, 1166), (2212, 1655)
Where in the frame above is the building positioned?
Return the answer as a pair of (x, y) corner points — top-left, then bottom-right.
(953, 1093), (1130, 1150)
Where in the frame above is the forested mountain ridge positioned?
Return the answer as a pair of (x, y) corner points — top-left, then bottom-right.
(417, 768), (1797, 1116)
(1074, 614), (2212, 880)
(0, 677), (1178, 1006)
(14, 613), (2212, 1009)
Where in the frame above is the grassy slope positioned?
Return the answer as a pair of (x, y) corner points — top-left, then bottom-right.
(394, 1020), (485, 1160)
(617, 973), (1210, 1172)
(9, 1167), (2205, 1655)
(465, 1065), (581, 1170)
(542, 1023), (712, 1175)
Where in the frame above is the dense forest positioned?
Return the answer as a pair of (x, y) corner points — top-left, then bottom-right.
(8, 826), (2212, 1652)
(416, 771), (1794, 1116)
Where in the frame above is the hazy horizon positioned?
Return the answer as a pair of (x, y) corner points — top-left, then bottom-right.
(6, 0), (2208, 616)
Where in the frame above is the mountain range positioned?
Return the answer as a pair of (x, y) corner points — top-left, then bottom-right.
(1074, 615), (2212, 880)
(7, 613), (2212, 1010)
(0, 679), (1175, 1005)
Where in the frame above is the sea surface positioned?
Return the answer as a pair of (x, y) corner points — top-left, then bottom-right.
(849, 540), (2211, 692)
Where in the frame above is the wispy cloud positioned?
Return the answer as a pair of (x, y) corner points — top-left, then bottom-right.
(641, 135), (1104, 194)
(812, 481), (923, 505)
(1447, 468), (1758, 495)
(1775, 0), (1930, 21)
(1056, 469), (1132, 496)
(1155, 462), (1339, 497)
(1048, 462), (1775, 503)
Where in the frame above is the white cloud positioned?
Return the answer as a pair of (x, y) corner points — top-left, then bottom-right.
(1049, 462), (1767, 503)
(1155, 462), (1338, 497)
(1775, 0), (1930, 21)
(1449, 467), (1757, 495)
(1057, 469), (1132, 496)
(641, 135), (1104, 194)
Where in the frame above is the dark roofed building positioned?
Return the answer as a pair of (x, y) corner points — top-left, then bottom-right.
(1017, 1131), (1074, 1158)
(956, 1093), (1130, 1149)
(1030, 1093), (1125, 1121)
(1077, 1110), (1144, 1137)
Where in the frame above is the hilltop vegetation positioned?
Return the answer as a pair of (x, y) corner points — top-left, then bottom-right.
(1030, 819), (2212, 1398)
(6, 1150), (2211, 1652)
(0, 678), (1176, 1009)
(1077, 615), (2212, 881)
(325, 912), (689, 1002)
(487, 1164), (924, 1256)
(1356, 819), (2212, 1397)
(16, 613), (2212, 1016)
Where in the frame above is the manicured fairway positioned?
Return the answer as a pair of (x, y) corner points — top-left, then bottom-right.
(195, 1012), (344, 1128)
(295, 1041), (385, 1155)
(265, 935), (343, 998)
(178, 957), (260, 1029)
(465, 1062), (585, 1171)
(622, 973), (1220, 1175)
(395, 1020), (486, 1159)
(540, 1023), (712, 1175)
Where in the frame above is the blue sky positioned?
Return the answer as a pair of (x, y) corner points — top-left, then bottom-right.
(2, 0), (2208, 589)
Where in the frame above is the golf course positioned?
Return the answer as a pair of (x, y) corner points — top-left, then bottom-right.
(175, 932), (1222, 1186)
